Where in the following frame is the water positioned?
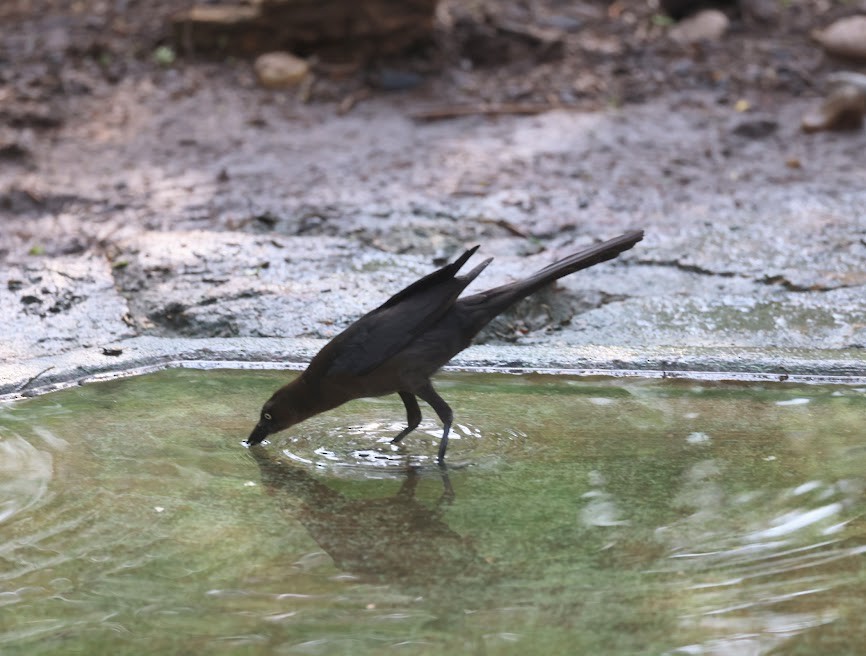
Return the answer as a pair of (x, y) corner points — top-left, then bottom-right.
(1, 369), (865, 655)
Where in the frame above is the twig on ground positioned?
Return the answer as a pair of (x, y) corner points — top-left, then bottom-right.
(411, 103), (555, 121)
(15, 366), (55, 392)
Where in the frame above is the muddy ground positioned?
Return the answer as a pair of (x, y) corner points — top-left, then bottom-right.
(1, 0), (865, 394)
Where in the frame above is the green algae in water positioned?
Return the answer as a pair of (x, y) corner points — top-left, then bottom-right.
(1, 369), (866, 655)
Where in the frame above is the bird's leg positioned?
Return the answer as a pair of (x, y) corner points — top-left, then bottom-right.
(436, 467), (455, 507)
(416, 382), (453, 465)
(397, 466), (421, 498)
(391, 391), (421, 445)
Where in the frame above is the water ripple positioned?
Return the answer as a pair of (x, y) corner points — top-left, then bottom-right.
(745, 503), (844, 541)
(0, 430), (53, 525)
(272, 419), (526, 474)
(657, 475), (866, 654)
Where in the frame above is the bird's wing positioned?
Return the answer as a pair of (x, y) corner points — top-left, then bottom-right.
(305, 247), (489, 379)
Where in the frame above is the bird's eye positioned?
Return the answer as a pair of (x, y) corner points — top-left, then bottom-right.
(263, 412), (272, 421)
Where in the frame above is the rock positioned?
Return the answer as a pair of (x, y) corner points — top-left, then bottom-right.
(801, 84), (866, 133)
(731, 116), (778, 139)
(110, 231), (392, 341)
(669, 9), (729, 44)
(0, 256), (135, 362)
(812, 15), (866, 61)
(254, 51), (309, 89)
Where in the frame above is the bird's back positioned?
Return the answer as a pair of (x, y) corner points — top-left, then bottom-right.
(303, 247), (488, 382)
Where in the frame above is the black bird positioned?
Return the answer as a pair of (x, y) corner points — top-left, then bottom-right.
(247, 230), (644, 462)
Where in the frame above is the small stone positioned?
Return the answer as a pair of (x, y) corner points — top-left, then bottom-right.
(801, 84), (866, 133)
(101, 347), (123, 356)
(254, 52), (309, 89)
(732, 116), (778, 139)
(812, 16), (866, 61)
(669, 9), (729, 44)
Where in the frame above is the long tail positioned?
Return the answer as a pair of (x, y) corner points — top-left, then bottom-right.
(456, 229), (644, 330)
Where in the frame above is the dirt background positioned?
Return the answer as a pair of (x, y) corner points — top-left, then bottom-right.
(1, 0), (865, 389)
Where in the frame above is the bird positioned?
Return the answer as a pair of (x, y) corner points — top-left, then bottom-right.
(246, 230), (644, 463)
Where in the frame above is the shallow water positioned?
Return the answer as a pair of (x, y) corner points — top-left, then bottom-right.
(1, 369), (865, 655)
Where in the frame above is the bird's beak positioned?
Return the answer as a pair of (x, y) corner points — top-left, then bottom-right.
(245, 422), (269, 446)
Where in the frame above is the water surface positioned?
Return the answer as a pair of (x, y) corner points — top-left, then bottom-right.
(1, 370), (865, 655)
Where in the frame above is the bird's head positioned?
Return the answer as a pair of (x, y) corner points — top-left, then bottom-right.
(245, 385), (304, 446)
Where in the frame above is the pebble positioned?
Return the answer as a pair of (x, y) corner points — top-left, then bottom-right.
(254, 52), (309, 89)
(812, 15), (866, 61)
(669, 9), (729, 44)
(731, 116), (778, 139)
(801, 84), (866, 133)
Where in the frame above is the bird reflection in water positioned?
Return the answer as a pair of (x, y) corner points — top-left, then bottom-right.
(247, 445), (494, 620)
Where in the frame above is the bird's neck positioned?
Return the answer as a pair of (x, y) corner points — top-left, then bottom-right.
(282, 374), (348, 420)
